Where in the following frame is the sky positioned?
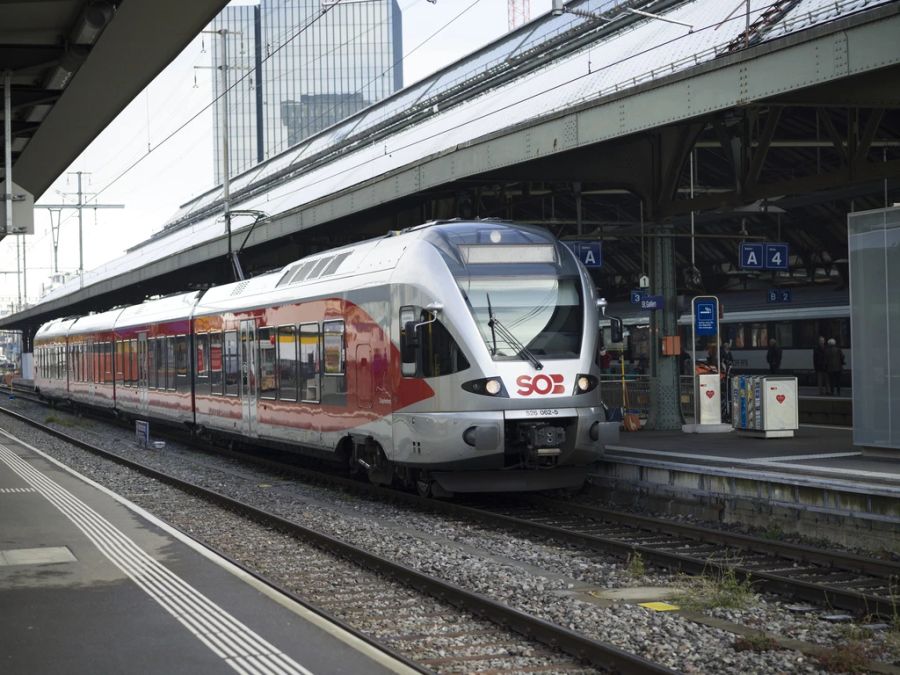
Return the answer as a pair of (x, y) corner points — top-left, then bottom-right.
(0, 0), (554, 312)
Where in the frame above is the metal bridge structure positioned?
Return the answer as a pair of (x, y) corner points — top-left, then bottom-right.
(2, 0), (899, 428)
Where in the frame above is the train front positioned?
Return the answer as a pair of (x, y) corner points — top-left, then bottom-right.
(395, 221), (619, 495)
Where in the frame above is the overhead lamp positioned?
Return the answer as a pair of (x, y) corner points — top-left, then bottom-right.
(70, 1), (115, 45)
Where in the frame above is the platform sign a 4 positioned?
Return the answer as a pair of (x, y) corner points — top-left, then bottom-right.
(765, 243), (789, 270)
(739, 243), (765, 269)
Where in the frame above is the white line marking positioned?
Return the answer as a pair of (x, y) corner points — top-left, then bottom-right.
(799, 423), (852, 430)
(0, 427), (417, 675)
(0, 444), (312, 675)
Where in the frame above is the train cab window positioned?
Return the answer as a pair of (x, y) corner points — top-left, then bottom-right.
(399, 306), (416, 377)
(299, 323), (320, 402)
(277, 326), (298, 401)
(258, 328), (277, 400)
(174, 336), (188, 393)
(322, 320), (346, 405)
(209, 332), (223, 394)
(224, 331), (239, 396)
(420, 316), (469, 378)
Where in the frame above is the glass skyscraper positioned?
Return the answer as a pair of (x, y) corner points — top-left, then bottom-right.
(211, 0), (403, 183)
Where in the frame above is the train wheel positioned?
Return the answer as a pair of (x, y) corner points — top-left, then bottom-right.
(416, 476), (433, 498)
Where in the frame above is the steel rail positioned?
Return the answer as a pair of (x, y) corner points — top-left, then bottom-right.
(0, 404), (676, 675)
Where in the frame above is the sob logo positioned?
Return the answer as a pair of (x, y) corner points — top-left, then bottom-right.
(516, 373), (565, 396)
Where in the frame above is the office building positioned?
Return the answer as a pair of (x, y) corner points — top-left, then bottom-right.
(211, 0), (403, 183)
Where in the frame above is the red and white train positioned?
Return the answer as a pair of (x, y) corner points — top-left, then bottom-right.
(34, 220), (617, 495)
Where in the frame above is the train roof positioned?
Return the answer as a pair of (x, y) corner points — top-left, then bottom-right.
(115, 291), (203, 330)
(34, 316), (78, 341)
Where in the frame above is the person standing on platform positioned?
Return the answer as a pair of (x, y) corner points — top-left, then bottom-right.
(766, 338), (782, 374)
(825, 338), (845, 395)
(813, 336), (828, 395)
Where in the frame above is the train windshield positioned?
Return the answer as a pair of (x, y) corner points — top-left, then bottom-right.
(462, 276), (583, 360)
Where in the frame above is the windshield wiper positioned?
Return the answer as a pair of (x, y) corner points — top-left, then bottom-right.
(486, 294), (543, 371)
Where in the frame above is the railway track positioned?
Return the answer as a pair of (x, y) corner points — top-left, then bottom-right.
(0, 401), (674, 675)
(9, 389), (899, 622)
(459, 496), (900, 620)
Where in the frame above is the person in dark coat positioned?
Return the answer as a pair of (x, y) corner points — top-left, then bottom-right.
(766, 339), (782, 374)
(813, 336), (828, 395)
(825, 338), (845, 395)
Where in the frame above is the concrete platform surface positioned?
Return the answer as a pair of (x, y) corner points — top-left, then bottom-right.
(606, 425), (900, 489)
(0, 430), (413, 675)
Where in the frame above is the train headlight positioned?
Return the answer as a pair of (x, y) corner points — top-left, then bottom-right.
(461, 377), (508, 397)
(573, 374), (598, 395)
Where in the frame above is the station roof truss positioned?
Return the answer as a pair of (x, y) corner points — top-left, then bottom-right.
(3, 0), (900, 332)
(0, 0), (229, 237)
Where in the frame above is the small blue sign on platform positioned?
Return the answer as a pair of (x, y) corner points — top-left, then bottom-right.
(630, 289), (647, 304)
(739, 243), (765, 269)
(767, 288), (792, 304)
(765, 243), (789, 270)
(640, 295), (664, 310)
(695, 298), (718, 336)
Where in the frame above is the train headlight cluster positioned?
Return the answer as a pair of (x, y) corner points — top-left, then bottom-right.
(574, 374), (598, 394)
(461, 377), (509, 397)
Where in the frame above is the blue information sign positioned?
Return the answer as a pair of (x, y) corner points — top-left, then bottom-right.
(640, 295), (664, 310)
(767, 288), (792, 304)
(765, 243), (789, 270)
(630, 289), (647, 304)
(694, 298), (718, 336)
(564, 241), (602, 267)
(739, 243), (765, 269)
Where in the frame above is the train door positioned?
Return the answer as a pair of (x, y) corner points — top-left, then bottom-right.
(239, 319), (257, 436)
(137, 332), (149, 415)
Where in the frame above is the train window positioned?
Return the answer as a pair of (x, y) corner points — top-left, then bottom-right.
(121, 340), (130, 386)
(224, 331), (239, 396)
(195, 333), (209, 392)
(732, 324), (746, 349)
(149, 338), (158, 388)
(775, 323), (794, 348)
(115, 341), (124, 384)
(749, 323), (768, 348)
(166, 337), (176, 391)
(93, 341), (100, 383)
(104, 342), (113, 383)
(323, 321), (345, 375)
(322, 320), (346, 405)
(174, 336), (188, 393)
(130, 340), (138, 385)
(209, 332), (223, 394)
(420, 316), (470, 378)
(277, 325), (298, 401)
(299, 323), (319, 402)
(258, 328), (277, 400)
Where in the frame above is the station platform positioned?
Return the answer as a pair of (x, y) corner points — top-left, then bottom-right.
(0, 429), (412, 675)
(590, 425), (900, 550)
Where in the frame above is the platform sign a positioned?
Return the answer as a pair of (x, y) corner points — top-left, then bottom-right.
(739, 243), (764, 269)
(765, 243), (789, 270)
(694, 298), (718, 337)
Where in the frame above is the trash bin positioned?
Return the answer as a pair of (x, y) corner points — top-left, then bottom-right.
(732, 375), (798, 437)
